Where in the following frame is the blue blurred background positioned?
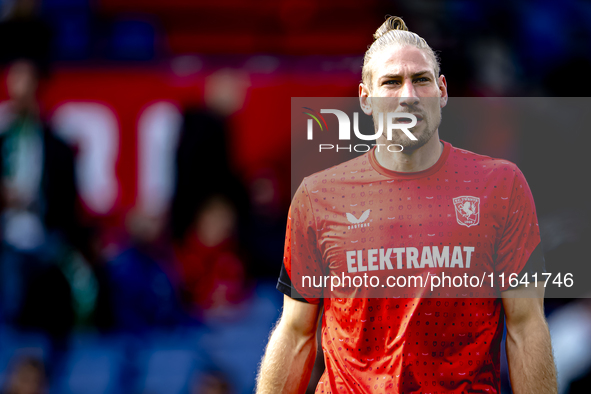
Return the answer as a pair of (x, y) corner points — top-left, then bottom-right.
(0, 0), (589, 393)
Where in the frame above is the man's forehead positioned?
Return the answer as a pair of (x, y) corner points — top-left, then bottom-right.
(372, 45), (436, 79)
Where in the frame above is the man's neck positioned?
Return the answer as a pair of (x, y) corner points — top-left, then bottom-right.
(374, 132), (443, 172)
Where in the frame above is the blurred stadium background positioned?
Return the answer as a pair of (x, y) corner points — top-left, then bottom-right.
(0, 0), (589, 393)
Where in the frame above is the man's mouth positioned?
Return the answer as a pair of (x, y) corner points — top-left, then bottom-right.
(397, 114), (423, 123)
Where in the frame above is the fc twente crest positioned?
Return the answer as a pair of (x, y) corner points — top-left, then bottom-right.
(453, 196), (480, 227)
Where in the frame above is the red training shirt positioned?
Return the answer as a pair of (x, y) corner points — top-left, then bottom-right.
(277, 141), (544, 394)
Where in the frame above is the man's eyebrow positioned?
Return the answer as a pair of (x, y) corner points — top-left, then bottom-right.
(379, 71), (433, 79)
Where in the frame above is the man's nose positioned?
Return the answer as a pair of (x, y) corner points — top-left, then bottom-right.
(399, 80), (419, 107)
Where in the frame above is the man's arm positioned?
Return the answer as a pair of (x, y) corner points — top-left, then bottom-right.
(256, 295), (322, 394)
(502, 283), (557, 394)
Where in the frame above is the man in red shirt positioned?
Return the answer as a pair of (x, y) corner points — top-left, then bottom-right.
(256, 16), (557, 394)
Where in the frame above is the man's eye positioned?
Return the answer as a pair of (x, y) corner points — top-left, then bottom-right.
(384, 80), (400, 85)
(414, 77), (429, 83)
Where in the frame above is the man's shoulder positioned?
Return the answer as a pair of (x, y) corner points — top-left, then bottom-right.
(299, 151), (375, 190)
(447, 143), (521, 173)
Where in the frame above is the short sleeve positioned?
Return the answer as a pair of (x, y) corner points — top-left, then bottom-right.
(495, 167), (544, 291)
(276, 181), (324, 303)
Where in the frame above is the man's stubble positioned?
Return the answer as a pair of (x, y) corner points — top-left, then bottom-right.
(371, 104), (442, 152)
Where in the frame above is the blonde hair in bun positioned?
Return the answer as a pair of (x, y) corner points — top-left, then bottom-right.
(362, 16), (440, 87)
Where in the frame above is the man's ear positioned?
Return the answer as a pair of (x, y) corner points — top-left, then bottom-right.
(359, 83), (373, 115)
(438, 75), (448, 108)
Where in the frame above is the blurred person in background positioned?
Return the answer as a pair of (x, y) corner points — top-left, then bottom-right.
(173, 191), (252, 317)
(0, 0), (112, 345)
(0, 58), (77, 340)
(171, 108), (253, 317)
(1, 355), (46, 394)
(0, 58), (113, 393)
(0, 1), (112, 387)
(106, 208), (188, 333)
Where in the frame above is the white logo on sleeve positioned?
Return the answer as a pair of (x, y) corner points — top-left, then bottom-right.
(346, 209), (371, 229)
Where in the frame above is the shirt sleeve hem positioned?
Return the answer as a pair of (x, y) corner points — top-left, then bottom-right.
(276, 279), (321, 304)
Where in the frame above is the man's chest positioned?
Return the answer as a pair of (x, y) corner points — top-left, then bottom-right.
(310, 177), (511, 280)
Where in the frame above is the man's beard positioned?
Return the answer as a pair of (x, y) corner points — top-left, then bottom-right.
(371, 109), (441, 151)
